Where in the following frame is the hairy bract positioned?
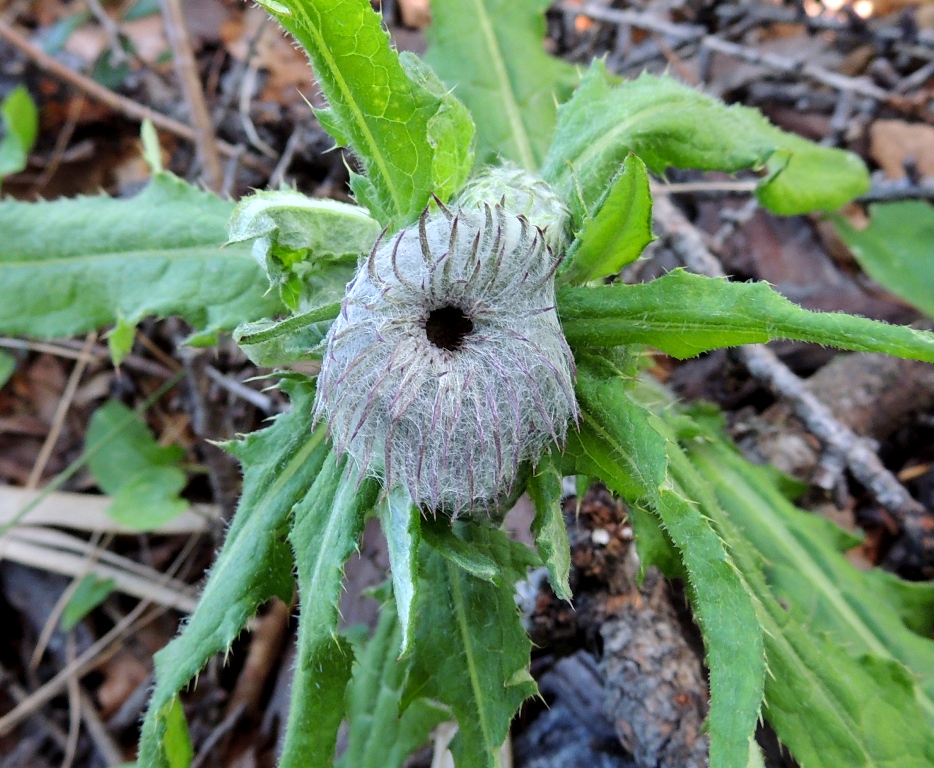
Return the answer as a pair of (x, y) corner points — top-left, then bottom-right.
(315, 178), (578, 515)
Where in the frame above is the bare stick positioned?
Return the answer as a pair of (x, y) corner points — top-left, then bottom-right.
(26, 332), (96, 489)
(652, 194), (934, 549)
(159, 0), (224, 191)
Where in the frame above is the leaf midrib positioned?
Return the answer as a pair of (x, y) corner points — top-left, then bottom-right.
(448, 560), (496, 759)
(0, 245), (253, 268)
(468, 0), (536, 171)
(295, 8), (406, 219)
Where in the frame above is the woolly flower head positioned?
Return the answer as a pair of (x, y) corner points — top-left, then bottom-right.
(314, 173), (578, 516)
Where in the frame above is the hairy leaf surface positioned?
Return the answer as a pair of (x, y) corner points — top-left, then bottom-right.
(558, 153), (654, 286)
(227, 191), (380, 311)
(688, 431), (934, 720)
(558, 269), (934, 361)
(0, 173), (280, 338)
(379, 487), (421, 654)
(281, 456), (378, 768)
(527, 451), (571, 601)
(139, 383), (327, 768)
(646, 393), (934, 767)
(257, 0), (473, 226)
(234, 301), (339, 366)
(541, 63), (868, 224)
(425, 0), (576, 170)
(339, 597), (449, 768)
(405, 526), (538, 767)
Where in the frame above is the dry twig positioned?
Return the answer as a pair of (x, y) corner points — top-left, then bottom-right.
(159, 0), (225, 191)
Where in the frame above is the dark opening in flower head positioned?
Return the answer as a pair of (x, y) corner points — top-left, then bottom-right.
(315, 171), (578, 516)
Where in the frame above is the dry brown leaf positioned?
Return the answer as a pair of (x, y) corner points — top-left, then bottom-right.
(220, 8), (314, 104)
(96, 649), (150, 719)
(870, 119), (934, 180)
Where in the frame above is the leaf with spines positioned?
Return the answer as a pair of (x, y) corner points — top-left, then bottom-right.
(404, 525), (539, 768)
(558, 269), (934, 361)
(234, 301), (340, 367)
(686, 421), (934, 720)
(138, 381), (328, 768)
(378, 486), (421, 655)
(227, 190), (381, 311)
(255, 0), (474, 228)
(541, 62), (868, 226)
(338, 595), (449, 768)
(420, 517), (500, 583)
(558, 153), (654, 286)
(567, 361), (765, 768)
(280, 455), (379, 768)
(527, 451), (571, 601)
(0, 172), (280, 339)
(425, 0), (577, 170)
(662, 433), (934, 767)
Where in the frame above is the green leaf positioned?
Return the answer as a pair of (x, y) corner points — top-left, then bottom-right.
(405, 525), (538, 768)
(688, 432), (934, 720)
(85, 401), (188, 531)
(162, 697), (193, 768)
(569, 362), (764, 768)
(281, 455), (378, 768)
(227, 190), (381, 311)
(378, 487), (421, 655)
(0, 173), (282, 339)
(420, 517), (500, 583)
(541, 63), (868, 224)
(425, 0), (576, 170)
(139, 382), (328, 768)
(831, 201), (934, 318)
(0, 85), (38, 181)
(233, 301), (339, 367)
(650, 394), (934, 767)
(339, 596), (449, 768)
(107, 467), (189, 531)
(257, 0), (473, 227)
(558, 153), (654, 286)
(527, 451), (571, 601)
(0, 350), (15, 389)
(107, 316), (136, 367)
(558, 269), (934, 361)
(61, 574), (116, 630)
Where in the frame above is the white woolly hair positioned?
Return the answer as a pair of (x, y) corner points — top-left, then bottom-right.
(314, 199), (579, 516)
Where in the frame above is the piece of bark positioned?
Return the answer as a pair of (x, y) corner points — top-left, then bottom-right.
(600, 569), (710, 768)
(528, 485), (710, 768)
(514, 652), (634, 768)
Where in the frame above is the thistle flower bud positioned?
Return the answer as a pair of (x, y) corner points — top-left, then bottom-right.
(457, 164), (570, 252)
(315, 180), (578, 517)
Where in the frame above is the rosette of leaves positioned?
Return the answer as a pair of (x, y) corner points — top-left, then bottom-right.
(3, 1), (934, 767)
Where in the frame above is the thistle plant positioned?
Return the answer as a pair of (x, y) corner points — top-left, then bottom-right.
(3, 1), (934, 767)
(316, 172), (577, 517)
